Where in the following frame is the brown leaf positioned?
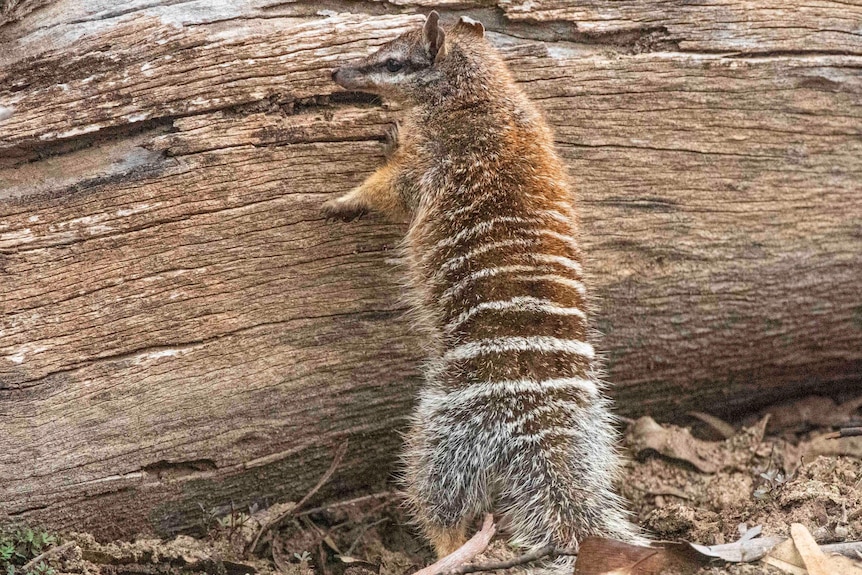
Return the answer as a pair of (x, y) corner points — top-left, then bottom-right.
(791, 523), (835, 575)
(688, 525), (784, 562)
(801, 434), (862, 460)
(627, 417), (721, 473)
(759, 395), (862, 433)
(828, 556), (862, 575)
(574, 537), (704, 575)
(762, 538), (808, 575)
(687, 411), (737, 440)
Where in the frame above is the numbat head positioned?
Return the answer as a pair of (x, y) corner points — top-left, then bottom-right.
(325, 12), (644, 573)
(332, 12), (489, 105)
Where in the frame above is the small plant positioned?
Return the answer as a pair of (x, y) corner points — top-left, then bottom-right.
(753, 467), (794, 500)
(197, 500), (252, 540)
(217, 501), (249, 539)
(0, 526), (59, 575)
(197, 503), (219, 536)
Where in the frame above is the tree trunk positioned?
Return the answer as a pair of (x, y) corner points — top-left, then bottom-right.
(1, 0), (860, 539)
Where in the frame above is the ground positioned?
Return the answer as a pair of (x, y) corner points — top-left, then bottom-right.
(7, 396), (862, 575)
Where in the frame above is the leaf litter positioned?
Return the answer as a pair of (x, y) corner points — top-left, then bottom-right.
(21, 394), (862, 575)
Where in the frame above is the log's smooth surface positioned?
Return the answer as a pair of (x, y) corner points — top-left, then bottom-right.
(1, 0), (861, 538)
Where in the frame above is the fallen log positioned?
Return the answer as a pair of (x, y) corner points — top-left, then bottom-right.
(1, 0), (860, 539)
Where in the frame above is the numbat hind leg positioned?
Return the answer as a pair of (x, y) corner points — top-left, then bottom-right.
(425, 523), (468, 558)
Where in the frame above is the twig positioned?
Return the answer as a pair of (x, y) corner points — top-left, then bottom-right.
(295, 491), (395, 518)
(820, 540), (862, 558)
(686, 411), (736, 439)
(344, 518), (389, 558)
(22, 541), (76, 572)
(318, 541), (332, 575)
(246, 441), (349, 556)
(443, 545), (578, 575)
(412, 514), (496, 575)
(825, 427), (862, 439)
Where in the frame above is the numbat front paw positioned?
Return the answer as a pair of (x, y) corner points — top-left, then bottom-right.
(383, 122), (400, 159)
(322, 198), (367, 222)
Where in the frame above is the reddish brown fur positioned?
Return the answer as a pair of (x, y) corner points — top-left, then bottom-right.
(325, 13), (641, 566)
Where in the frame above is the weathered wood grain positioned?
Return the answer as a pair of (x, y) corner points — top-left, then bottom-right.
(1, 109), (422, 536)
(1, 0), (861, 539)
(0, 11), (421, 153)
(0, 0), (49, 26)
(498, 0), (862, 54)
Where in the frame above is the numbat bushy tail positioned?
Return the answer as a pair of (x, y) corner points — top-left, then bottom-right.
(326, 12), (643, 571)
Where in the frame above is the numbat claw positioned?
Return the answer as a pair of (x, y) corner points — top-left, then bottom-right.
(384, 121), (400, 159)
(321, 199), (367, 222)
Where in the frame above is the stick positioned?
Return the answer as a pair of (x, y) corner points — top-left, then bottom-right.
(344, 517), (389, 558)
(820, 541), (862, 558)
(295, 491), (395, 518)
(411, 514), (496, 575)
(443, 545), (579, 575)
(246, 441), (349, 556)
(825, 427), (862, 439)
(22, 542), (76, 572)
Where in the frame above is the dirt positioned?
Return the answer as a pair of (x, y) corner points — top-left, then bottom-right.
(31, 405), (862, 575)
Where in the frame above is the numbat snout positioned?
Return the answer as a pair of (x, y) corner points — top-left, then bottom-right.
(324, 12), (643, 572)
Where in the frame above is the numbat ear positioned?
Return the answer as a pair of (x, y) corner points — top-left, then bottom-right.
(457, 16), (485, 38)
(423, 11), (447, 63)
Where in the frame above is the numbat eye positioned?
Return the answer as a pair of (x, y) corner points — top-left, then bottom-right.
(385, 59), (403, 72)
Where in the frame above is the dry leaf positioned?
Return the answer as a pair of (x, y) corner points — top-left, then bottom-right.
(574, 537), (704, 575)
(760, 395), (862, 432)
(411, 514), (495, 575)
(791, 523), (835, 575)
(762, 538), (808, 575)
(627, 417), (722, 473)
(688, 525), (784, 562)
(828, 556), (862, 575)
(787, 527), (862, 575)
(687, 411), (737, 439)
(801, 434), (862, 460)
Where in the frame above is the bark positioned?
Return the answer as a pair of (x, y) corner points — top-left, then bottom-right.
(1, 0), (860, 539)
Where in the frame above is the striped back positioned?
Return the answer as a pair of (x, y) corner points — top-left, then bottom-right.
(408, 187), (596, 413)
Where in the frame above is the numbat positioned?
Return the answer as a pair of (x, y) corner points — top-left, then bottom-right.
(325, 11), (642, 571)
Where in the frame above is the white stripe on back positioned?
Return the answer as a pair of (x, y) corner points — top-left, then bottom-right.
(446, 296), (587, 332)
(440, 265), (539, 303)
(437, 238), (538, 275)
(533, 229), (579, 250)
(513, 274), (587, 296)
(429, 218), (578, 255)
(429, 216), (532, 255)
(511, 426), (583, 444)
(527, 253), (583, 275)
(444, 336), (594, 363)
(442, 377), (600, 405)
